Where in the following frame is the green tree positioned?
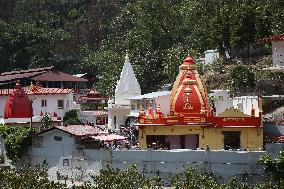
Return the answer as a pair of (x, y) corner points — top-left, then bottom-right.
(0, 125), (34, 161)
(228, 64), (256, 96)
(63, 110), (81, 126)
(41, 113), (52, 130)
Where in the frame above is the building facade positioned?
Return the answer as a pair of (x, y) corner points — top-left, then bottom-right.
(136, 56), (263, 151)
(0, 81), (74, 127)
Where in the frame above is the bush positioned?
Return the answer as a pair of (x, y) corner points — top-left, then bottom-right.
(0, 163), (66, 189)
(63, 110), (81, 125)
(41, 113), (52, 130)
(259, 150), (284, 184)
(0, 125), (35, 162)
(228, 64), (256, 95)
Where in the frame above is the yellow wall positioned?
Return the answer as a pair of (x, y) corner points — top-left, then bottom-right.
(139, 125), (263, 151)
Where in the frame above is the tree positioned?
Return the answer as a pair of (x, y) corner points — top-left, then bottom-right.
(228, 64), (256, 96)
(41, 113), (52, 130)
(63, 110), (81, 126)
(0, 124), (34, 161)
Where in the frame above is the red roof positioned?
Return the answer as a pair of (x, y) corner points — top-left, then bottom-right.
(0, 67), (52, 82)
(56, 125), (103, 137)
(260, 34), (284, 43)
(0, 87), (73, 96)
(32, 70), (87, 82)
(266, 135), (284, 143)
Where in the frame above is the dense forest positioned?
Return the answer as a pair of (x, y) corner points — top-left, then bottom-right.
(0, 0), (284, 95)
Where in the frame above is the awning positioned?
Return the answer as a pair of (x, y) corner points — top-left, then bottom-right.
(92, 134), (127, 142)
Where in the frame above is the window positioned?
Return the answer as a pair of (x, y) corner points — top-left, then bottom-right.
(136, 100), (141, 109)
(131, 101), (136, 110)
(63, 159), (69, 166)
(223, 131), (241, 150)
(54, 136), (62, 141)
(58, 100), (64, 109)
(41, 99), (47, 107)
(66, 100), (69, 108)
(114, 116), (117, 125)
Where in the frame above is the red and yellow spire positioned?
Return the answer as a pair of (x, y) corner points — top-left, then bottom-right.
(170, 55), (210, 116)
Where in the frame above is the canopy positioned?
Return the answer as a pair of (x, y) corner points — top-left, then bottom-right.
(92, 134), (127, 142)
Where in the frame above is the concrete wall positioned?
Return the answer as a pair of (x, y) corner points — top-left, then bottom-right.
(272, 41), (284, 67)
(31, 146), (267, 182)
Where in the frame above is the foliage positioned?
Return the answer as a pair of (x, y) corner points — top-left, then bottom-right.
(0, 124), (35, 162)
(171, 168), (220, 189)
(63, 110), (81, 125)
(259, 150), (284, 183)
(41, 112), (52, 130)
(0, 163), (66, 189)
(0, 155), (4, 164)
(91, 164), (163, 189)
(228, 64), (256, 95)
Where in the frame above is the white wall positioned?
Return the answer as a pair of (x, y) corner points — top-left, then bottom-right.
(31, 93), (74, 119)
(154, 95), (170, 115)
(204, 50), (219, 65)
(272, 41), (284, 67)
(30, 147), (267, 182)
(210, 90), (259, 116)
(32, 130), (75, 167)
(210, 90), (233, 115)
(107, 108), (130, 130)
(233, 96), (259, 116)
(0, 96), (8, 117)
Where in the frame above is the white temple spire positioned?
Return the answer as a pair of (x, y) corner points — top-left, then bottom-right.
(115, 53), (141, 105)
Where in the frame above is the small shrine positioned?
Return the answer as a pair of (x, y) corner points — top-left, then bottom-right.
(136, 56), (263, 151)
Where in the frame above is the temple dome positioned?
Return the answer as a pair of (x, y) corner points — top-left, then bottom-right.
(4, 81), (33, 118)
(170, 55), (210, 116)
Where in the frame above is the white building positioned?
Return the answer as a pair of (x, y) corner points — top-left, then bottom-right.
(197, 49), (220, 65)
(262, 34), (284, 72)
(210, 90), (259, 116)
(106, 54), (141, 130)
(128, 91), (171, 118)
(0, 83), (74, 126)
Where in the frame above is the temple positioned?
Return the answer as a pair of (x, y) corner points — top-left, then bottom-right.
(137, 56), (263, 151)
(107, 54), (141, 130)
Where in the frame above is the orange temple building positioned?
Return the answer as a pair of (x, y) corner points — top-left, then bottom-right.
(136, 56), (263, 151)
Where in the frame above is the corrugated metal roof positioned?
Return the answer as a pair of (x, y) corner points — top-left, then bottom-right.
(128, 91), (171, 100)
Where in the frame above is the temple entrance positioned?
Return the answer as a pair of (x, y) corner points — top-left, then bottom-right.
(146, 134), (199, 150)
(223, 131), (241, 150)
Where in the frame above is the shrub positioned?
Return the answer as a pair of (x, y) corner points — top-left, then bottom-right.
(228, 64), (256, 95)
(0, 124), (35, 162)
(63, 110), (81, 125)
